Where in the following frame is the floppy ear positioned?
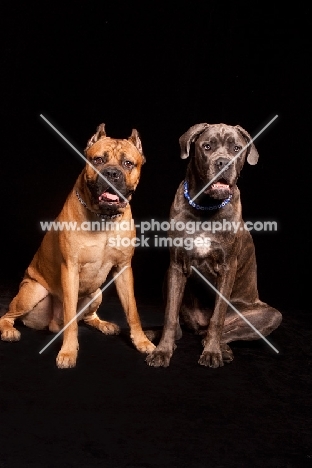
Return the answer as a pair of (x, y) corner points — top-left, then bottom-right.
(235, 125), (259, 165)
(179, 123), (209, 159)
(85, 123), (106, 152)
(128, 129), (146, 163)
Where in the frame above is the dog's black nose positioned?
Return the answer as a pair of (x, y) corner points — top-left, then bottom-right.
(102, 167), (122, 181)
(215, 157), (230, 170)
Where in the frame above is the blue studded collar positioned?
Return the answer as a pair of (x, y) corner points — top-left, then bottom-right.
(183, 181), (232, 211)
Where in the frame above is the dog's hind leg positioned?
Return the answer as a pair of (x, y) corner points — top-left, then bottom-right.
(198, 302), (281, 363)
(221, 302), (282, 343)
(47, 296), (63, 333)
(82, 289), (120, 335)
(0, 278), (51, 341)
(22, 295), (52, 330)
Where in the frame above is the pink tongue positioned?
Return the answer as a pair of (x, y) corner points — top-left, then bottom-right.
(100, 192), (119, 201)
(212, 182), (229, 188)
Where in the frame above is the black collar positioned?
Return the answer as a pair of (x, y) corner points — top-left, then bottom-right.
(76, 190), (122, 219)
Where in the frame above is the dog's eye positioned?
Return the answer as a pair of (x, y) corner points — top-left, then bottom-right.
(123, 160), (134, 169)
(203, 144), (211, 151)
(234, 145), (242, 152)
(93, 157), (104, 165)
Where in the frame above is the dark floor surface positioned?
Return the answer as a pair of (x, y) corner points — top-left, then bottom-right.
(0, 286), (311, 468)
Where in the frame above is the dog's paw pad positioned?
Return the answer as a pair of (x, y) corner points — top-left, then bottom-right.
(145, 350), (172, 367)
(1, 328), (21, 341)
(56, 352), (77, 369)
(98, 321), (120, 335)
(198, 351), (224, 368)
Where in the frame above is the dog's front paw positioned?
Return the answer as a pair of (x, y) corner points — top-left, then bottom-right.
(133, 336), (156, 354)
(201, 341), (234, 364)
(198, 349), (224, 368)
(98, 321), (120, 335)
(130, 330), (156, 353)
(56, 350), (78, 369)
(1, 328), (21, 341)
(145, 348), (173, 367)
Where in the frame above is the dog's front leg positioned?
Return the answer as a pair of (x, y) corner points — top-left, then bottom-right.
(146, 265), (187, 367)
(199, 264), (236, 368)
(113, 265), (155, 353)
(56, 261), (79, 369)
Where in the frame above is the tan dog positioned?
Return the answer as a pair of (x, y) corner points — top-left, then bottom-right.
(0, 124), (155, 368)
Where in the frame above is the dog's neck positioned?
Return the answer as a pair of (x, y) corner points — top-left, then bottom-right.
(183, 181), (232, 211)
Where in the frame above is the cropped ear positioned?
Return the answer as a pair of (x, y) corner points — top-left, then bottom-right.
(128, 129), (145, 163)
(235, 125), (259, 165)
(85, 123), (106, 152)
(179, 123), (209, 159)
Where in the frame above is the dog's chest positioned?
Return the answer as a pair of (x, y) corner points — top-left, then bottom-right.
(78, 241), (108, 265)
(191, 232), (213, 257)
(172, 219), (238, 278)
(76, 231), (133, 288)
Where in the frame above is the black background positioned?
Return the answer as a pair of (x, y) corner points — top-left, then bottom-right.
(0, 2), (310, 467)
(1, 1), (309, 309)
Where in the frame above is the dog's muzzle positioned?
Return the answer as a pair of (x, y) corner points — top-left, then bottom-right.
(204, 157), (235, 199)
(98, 167), (125, 205)
(86, 165), (130, 210)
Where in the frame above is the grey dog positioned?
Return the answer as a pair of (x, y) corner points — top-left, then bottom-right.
(146, 123), (282, 368)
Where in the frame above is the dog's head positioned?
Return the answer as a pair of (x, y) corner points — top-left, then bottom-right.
(83, 124), (145, 217)
(179, 123), (259, 199)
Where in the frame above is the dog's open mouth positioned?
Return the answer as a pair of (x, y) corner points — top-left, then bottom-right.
(205, 178), (231, 198)
(98, 188), (128, 208)
(205, 178), (230, 192)
(99, 189), (120, 204)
